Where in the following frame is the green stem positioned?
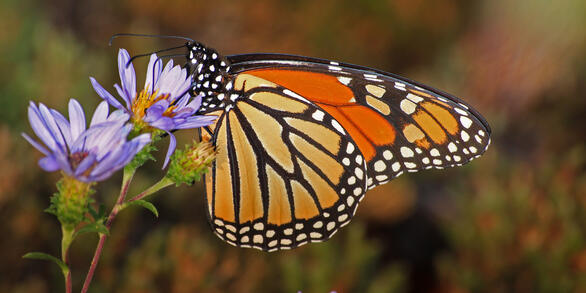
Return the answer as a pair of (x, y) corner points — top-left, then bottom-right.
(61, 225), (74, 293)
(126, 176), (174, 204)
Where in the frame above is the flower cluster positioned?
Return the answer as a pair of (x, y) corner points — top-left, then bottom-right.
(90, 49), (216, 167)
(22, 46), (217, 293)
(23, 48), (215, 182)
(23, 100), (151, 182)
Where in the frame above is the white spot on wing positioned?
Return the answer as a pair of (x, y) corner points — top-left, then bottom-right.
(400, 147), (414, 158)
(383, 150), (393, 160)
(430, 148), (440, 157)
(460, 116), (473, 129)
(337, 76), (352, 85)
(392, 162), (401, 172)
(283, 89), (311, 103)
(347, 196), (355, 206)
(374, 160), (386, 172)
(346, 143), (355, 154)
(332, 120), (345, 134)
(400, 99), (416, 114)
(461, 131), (470, 142)
(448, 142), (457, 153)
(312, 110), (324, 121)
(406, 93), (424, 103)
(455, 108), (468, 116)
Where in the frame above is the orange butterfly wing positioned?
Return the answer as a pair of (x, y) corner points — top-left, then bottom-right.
(242, 67), (490, 189)
(196, 52), (491, 251)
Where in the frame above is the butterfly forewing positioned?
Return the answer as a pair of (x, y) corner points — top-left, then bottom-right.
(227, 54), (491, 190)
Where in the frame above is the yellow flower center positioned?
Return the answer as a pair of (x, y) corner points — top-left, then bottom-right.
(131, 88), (171, 120)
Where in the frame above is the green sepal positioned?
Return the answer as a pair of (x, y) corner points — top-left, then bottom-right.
(45, 177), (94, 230)
(23, 252), (69, 277)
(122, 200), (159, 218)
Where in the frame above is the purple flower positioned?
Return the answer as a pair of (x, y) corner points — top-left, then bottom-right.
(22, 99), (151, 182)
(90, 48), (216, 167)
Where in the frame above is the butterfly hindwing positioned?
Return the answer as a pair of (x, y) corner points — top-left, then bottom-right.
(201, 75), (367, 251)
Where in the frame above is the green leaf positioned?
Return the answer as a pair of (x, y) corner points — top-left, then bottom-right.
(88, 202), (107, 222)
(124, 200), (159, 218)
(23, 252), (69, 276)
(74, 222), (109, 238)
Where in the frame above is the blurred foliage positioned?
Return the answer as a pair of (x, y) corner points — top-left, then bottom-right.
(438, 146), (586, 292)
(1, 0), (585, 292)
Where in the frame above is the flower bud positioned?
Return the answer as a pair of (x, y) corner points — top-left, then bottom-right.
(166, 140), (216, 185)
(46, 175), (95, 229)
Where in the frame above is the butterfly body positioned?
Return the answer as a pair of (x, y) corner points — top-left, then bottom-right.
(184, 42), (491, 251)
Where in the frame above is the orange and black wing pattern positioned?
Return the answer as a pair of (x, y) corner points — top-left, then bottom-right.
(226, 54), (491, 190)
(191, 50), (491, 251)
(200, 73), (368, 251)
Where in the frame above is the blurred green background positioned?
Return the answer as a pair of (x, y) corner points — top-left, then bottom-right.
(1, 0), (585, 292)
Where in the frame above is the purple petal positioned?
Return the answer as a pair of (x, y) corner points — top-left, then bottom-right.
(149, 116), (174, 130)
(53, 152), (73, 175)
(91, 123), (129, 160)
(90, 77), (126, 110)
(162, 132), (176, 169)
(38, 103), (67, 151)
(172, 69), (192, 99)
(68, 99), (86, 141)
(145, 54), (162, 94)
(106, 109), (130, 123)
(111, 135), (151, 171)
(39, 156), (60, 172)
(87, 170), (116, 182)
(22, 133), (50, 156)
(114, 84), (132, 109)
(174, 95), (191, 110)
(144, 105), (166, 123)
(50, 109), (72, 147)
(74, 153), (97, 177)
(186, 94), (203, 111)
(154, 99), (170, 109)
(89, 143), (128, 178)
(70, 122), (115, 153)
(109, 143), (137, 168)
(158, 66), (183, 98)
(28, 103), (57, 150)
(175, 115), (217, 129)
(131, 133), (151, 150)
(161, 59), (174, 77)
(90, 101), (110, 126)
(170, 107), (196, 118)
(117, 49), (136, 104)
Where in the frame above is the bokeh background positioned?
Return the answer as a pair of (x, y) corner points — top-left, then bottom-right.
(1, 0), (585, 292)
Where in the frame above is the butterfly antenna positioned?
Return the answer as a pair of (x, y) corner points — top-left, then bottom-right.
(109, 33), (194, 46)
(126, 44), (188, 66)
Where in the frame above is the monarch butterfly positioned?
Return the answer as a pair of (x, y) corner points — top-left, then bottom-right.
(183, 40), (491, 252)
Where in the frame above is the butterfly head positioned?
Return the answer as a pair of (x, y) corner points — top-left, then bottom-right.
(186, 41), (230, 100)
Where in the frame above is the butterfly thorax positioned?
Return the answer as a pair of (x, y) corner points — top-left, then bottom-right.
(186, 42), (233, 112)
